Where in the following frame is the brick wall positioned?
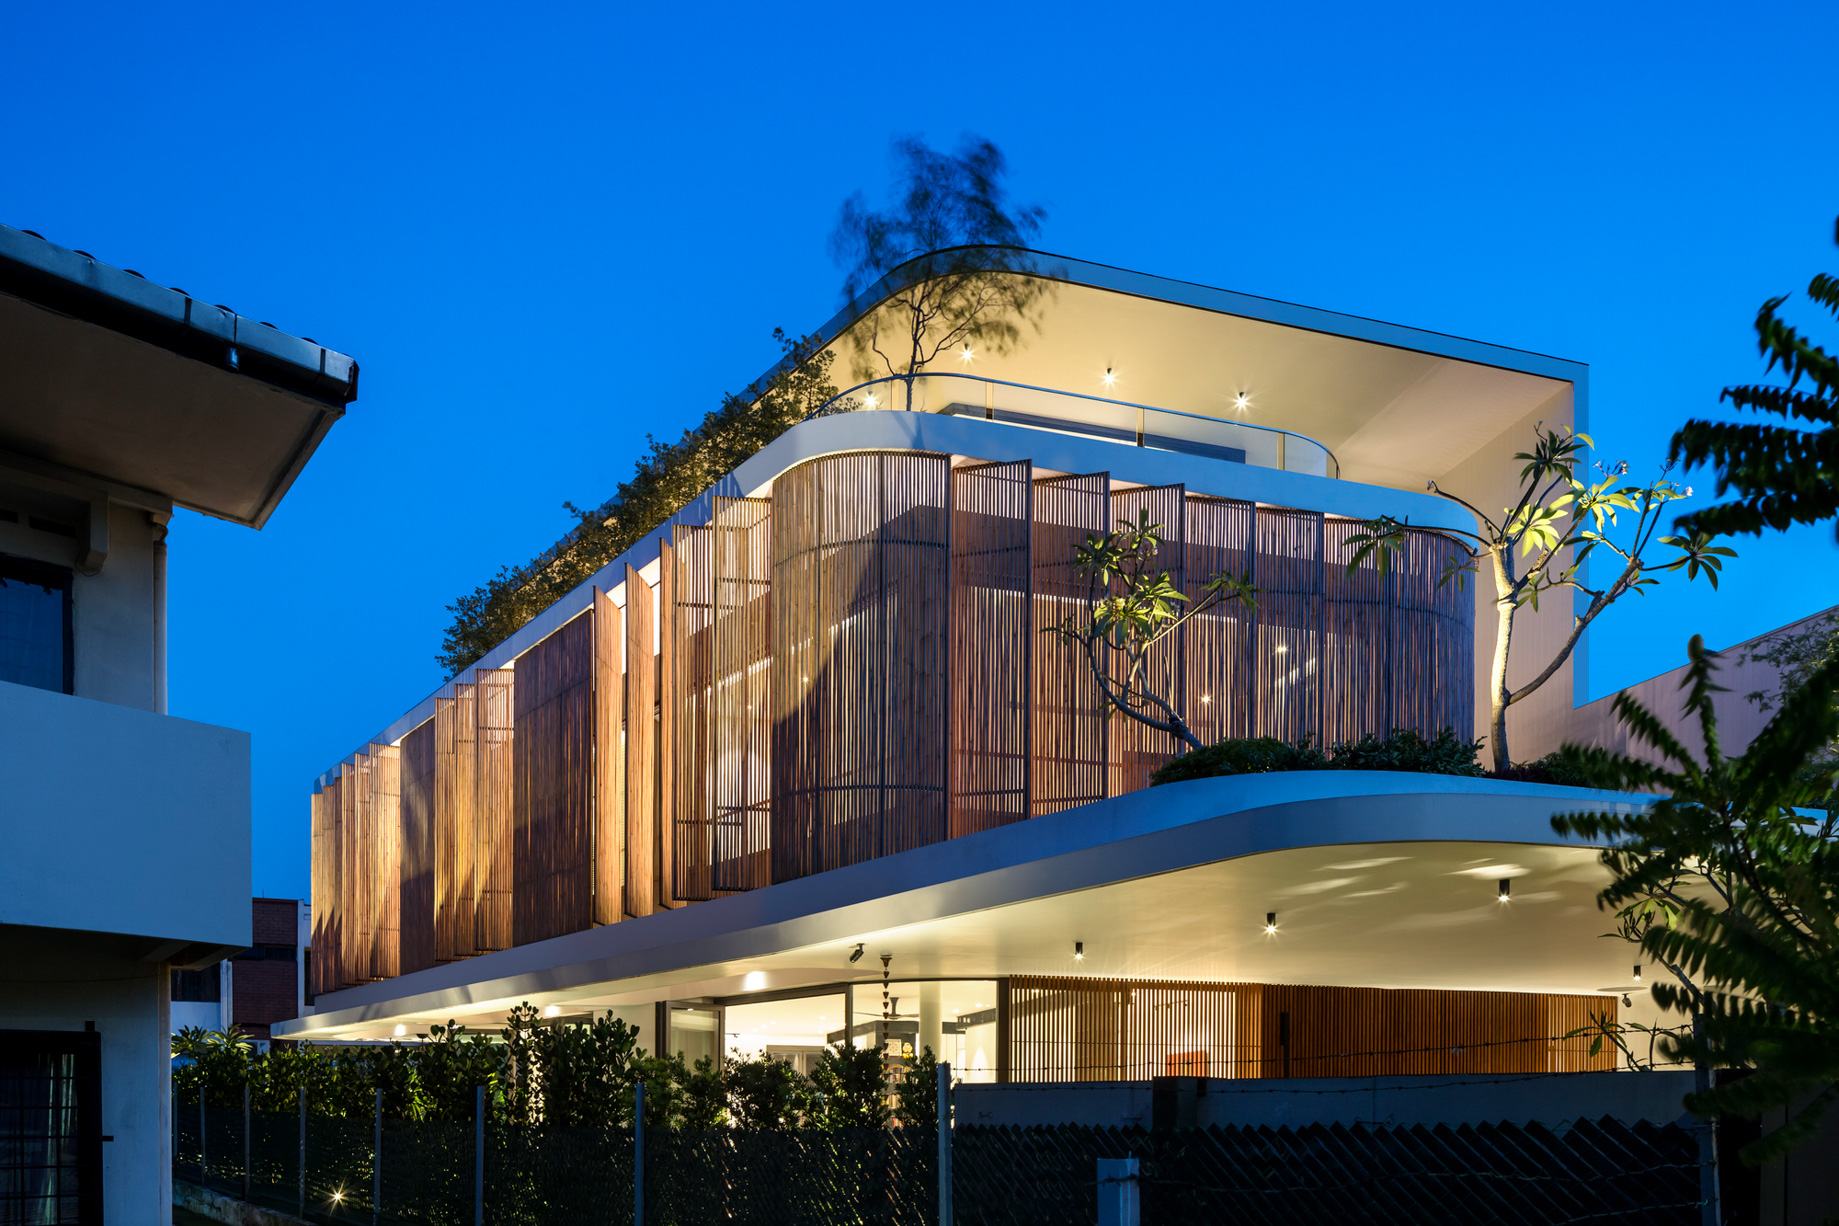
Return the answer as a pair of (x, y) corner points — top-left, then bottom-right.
(234, 898), (301, 1040)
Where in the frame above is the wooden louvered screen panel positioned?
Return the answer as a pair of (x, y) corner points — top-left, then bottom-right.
(434, 683), (478, 960)
(1108, 484), (1185, 794)
(712, 497), (773, 891)
(332, 772), (352, 990)
(1031, 473), (1110, 816)
(309, 784), (337, 994)
(657, 540), (679, 908)
(399, 721), (436, 975)
(593, 588), (624, 925)
(624, 565), (657, 918)
(1254, 508), (1324, 745)
(772, 452), (950, 879)
(670, 524), (716, 901)
(473, 668), (515, 951)
(1322, 517), (1393, 747)
(949, 460), (1033, 837)
(512, 613), (594, 946)
(1182, 496), (1256, 746)
(350, 754), (373, 982)
(1003, 977), (1615, 1082)
(1394, 527), (1474, 740)
(368, 744), (402, 981)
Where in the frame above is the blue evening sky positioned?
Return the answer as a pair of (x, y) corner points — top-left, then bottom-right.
(5, 2), (1836, 900)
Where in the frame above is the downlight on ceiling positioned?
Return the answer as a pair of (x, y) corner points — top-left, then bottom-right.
(1498, 878), (1511, 902)
(1264, 912), (1278, 935)
(1074, 941), (1084, 961)
(1102, 367), (1116, 388)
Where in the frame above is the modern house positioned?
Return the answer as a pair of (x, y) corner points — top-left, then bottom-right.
(0, 223), (355, 1225)
(281, 248), (1657, 1088)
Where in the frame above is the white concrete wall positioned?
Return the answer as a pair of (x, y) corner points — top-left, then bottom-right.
(0, 927), (174, 1226)
(958, 1069), (1698, 1130)
(0, 678), (249, 945)
(0, 498), (164, 711)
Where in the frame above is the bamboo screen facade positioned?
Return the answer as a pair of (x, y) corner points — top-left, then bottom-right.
(311, 448), (1474, 996)
(511, 612), (594, 946)
(1004, 977), (1616, 1082)
(771, 452), (952, 880)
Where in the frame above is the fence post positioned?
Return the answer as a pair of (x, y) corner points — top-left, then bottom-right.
(1694, 1013), (1721, 1226)
(1096, 1158), (1139, 1226)
(200, 1082), (207, 1183)
(373, 1087), (382, 1226)
(633, 1081), (646, 1226)
(298, 1086), (306, 1218)
(473, 1086), (485, 1226)
(937, 1062), (952, 1226)
(243, 1083), (251, 1202)
(172, 1083), (179, 1180)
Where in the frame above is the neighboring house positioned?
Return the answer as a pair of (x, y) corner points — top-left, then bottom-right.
(278, 249), (1656, 1087)
(169, 899), (312, 1043)
(0, 223), (355, 1226)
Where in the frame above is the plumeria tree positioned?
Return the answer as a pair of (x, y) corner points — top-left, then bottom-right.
(1048, 509), (1256, 752)
(1344, 427), (1734, 772)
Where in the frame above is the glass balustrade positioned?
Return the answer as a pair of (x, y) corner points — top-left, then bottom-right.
(818, 372), (1338, 478)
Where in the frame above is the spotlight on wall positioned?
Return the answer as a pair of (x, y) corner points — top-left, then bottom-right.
(1102, 367), (1116, 388)
(1265, 912), (1278, 934)
(1498, 878), (1511, 901)
(1622, 994), (1633, 1007)
(1074, 941), (1084, 961)
(1632, 965), (1642, 982)
(849, 943), (865, 964)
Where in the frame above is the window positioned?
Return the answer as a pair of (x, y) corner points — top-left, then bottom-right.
(233, 945), (297, 963)
(0, 555), (72, 694)
(171, 968), (221, 1004)
(0, 1029), (103, 1226)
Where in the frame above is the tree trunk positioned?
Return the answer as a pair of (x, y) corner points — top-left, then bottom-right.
(1488, 550), (1516, 773)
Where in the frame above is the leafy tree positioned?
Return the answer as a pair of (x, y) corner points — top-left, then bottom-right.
(1048, 509), (1256, 752)
(829, 134), (1051, 407)
(172, 1025), (252, 1107)
(892, 1046), (940, 1130)
(1346, 426), (1733, 771)
(725, 1053), (812, 1129)
(805, 1043), (890, 1130)
(1551, 636), (1839, 1163)
(1671, 215), (1839, 542)
(1739, 611), (1839, 798)
(437, 332), (840, 674)
(415, 1020), (504, 1122)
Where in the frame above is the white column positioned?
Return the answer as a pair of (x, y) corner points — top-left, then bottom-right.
(919, 981), (943, 1062)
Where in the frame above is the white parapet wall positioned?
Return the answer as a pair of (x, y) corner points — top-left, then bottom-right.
(956, 1070), (1700, 1131)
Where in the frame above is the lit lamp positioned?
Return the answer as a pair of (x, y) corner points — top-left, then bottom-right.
(1102, 367), (1116, 388)
(1074, 941), (1084, 961)
(1498, 878), (1511, 902)
(1264, 912), (1278, 935)
(1632, 965), (1642, 982)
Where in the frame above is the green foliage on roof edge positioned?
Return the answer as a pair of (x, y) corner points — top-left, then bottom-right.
(436, 331), (841, 676)
(1149, 729), (1596, 786)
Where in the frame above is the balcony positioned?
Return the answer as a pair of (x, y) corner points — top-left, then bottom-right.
(0, 679), (250, 948)
(816, 373), (1340, 478)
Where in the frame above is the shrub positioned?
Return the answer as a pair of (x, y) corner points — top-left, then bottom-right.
(1149, 736), (1329, 785)
(1494, 751), (1599, 788)
(1329, 728), (1484, 776)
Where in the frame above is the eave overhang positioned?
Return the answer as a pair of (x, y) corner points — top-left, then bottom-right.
(0, 223), (358, 528)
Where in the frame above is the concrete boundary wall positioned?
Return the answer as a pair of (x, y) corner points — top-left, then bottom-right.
(956, 1069), (1699, 1130)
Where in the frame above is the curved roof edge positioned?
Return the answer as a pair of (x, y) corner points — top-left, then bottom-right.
(279, 771), (1640, 1032)
(777, 246), (1588, 391)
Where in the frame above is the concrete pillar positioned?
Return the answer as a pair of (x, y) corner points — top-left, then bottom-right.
(919, 981), (943, 1062)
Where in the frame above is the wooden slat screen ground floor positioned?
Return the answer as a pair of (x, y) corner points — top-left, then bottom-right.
(1003, 976), (1617, 1081)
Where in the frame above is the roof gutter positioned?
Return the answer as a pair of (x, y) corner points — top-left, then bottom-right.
(0, 222), (359, 409)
